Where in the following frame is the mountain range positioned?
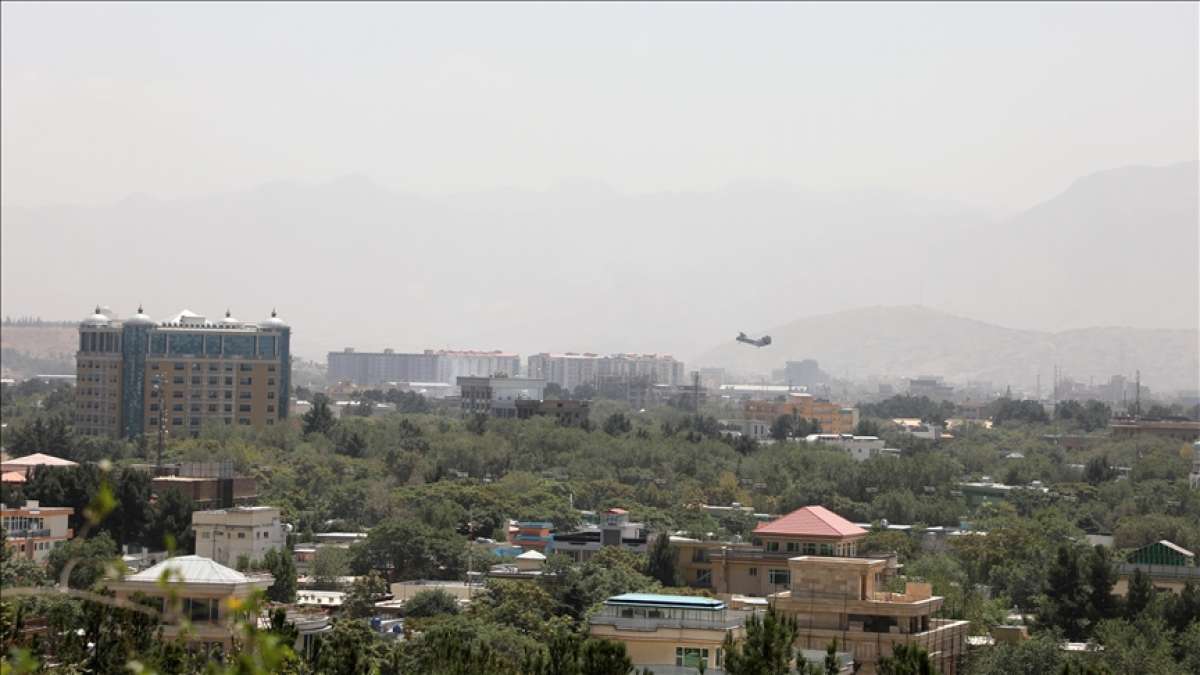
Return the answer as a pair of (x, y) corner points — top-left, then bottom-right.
(693, 305), (1198, 393)
(1, 161), (1195, 388)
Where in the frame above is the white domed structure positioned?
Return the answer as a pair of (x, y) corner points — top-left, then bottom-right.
(219, 309), (241, 325)
(125, 305), (155, 326)
(259, 309), (288, 329)
(82, 306), (111, 326)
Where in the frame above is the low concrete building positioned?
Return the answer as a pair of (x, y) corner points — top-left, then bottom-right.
(588, 593), (752, 673)
(458, 376), (546, 418)
(1, 500), (74, 563)
(770, 556), (969, 674)
(106, 555), (273, 651)
(1114, 540), (1200, 596)
(804, 434), (900, 461)
(551, 508), (649, 562)
(192, 506), (286, 567)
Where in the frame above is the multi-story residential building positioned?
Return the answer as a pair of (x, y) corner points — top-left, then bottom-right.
(908, 377), (955, 401)
(769, 556), (969, 674)
(75, 306), (290, 439)
(106, 555), (273, 651)
(550, 508), (649, 562)
(327, 348), (519, 387)
(804, 434), (901, 462)
(744, 394), (859, 435)
(192, 506), (287, 567)
(458, 376), (546, 418)
(527, 353), (685, 390)
(1, 501), (74, 563)
(675, 506), (871, 596)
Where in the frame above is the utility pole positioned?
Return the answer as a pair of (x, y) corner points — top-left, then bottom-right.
(1134, 370), (1141, 418)
(153, 374), (166, 475)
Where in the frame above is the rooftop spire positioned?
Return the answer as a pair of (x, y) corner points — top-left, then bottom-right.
(226, 309), (232, 318)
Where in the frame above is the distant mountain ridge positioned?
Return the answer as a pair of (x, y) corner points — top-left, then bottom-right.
(693, 305), (1199, 393)
(1, 161), (1195, 366)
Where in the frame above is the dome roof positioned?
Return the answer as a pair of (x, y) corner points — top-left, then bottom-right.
(259, 309), (288, 329)
(82, 306), (110, 326)
(220, 309), (241, 324)
(125, 305), (155, 326)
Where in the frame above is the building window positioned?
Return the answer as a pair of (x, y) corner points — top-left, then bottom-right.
(174, 362), (185, 370)
(239, 364), (253, 372)
(172, 376), (185, 385)
(208, 404), (218, 413)
(224, 404), (233, 413)
(786, 542), (799, 553)
(694, 569), (712, 587)
(173, 404), (184, 412)
(239, 377), (252, 386)
(749, 567), (758, 577)
(267, 405), (275, 413)
(190, 417), (200, 426)
(803, 543), (817, 555)
(267, 391), (276, 400)
(239, 391), (252, 400)
(267, 378), (275, 386)
(237, 532), (245, 539)
(819, 544), (833, 556)
(766, 541), (780, 552)
(224, 391), (233, 400)
(150, 404), (160, 412)
(224, 377), (233, 386)
(239, 404), (252, 413)
(172, 417), (183, 426)
(768, 569), (790, 586)
(675, 648), (709, 668)
(238, 418), (251, 425)
(208, 376), (219, 386)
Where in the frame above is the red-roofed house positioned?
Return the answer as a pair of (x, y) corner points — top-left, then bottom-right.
(753, 505), (867, 556)
(675, 506), (871, 597)
(0, 453), (79, 479)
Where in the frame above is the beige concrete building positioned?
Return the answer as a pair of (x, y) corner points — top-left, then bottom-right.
(1, 501), (74, 563)
(768, 556), (969, 675)
(106, 555), (273, 651)
(75, 306), (291, 439)
(192, 506), (286, 567)
(675, 506), (872, 596)
(588, 593), (750, 673)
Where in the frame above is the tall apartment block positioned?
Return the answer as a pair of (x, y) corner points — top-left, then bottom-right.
(526, 353), (685, 390)
(75, 306), (290, 439)
(327, 348), (520, 387)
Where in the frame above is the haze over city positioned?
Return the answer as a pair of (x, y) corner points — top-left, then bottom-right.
(2, 1), (1197, 386)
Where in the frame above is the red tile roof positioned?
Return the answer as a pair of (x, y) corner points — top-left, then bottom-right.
(753, 506), (866, 539)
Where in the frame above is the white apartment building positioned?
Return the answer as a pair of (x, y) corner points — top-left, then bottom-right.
(192, 506), (286, 567)
(804, 434), (901, 462)
(527, 353), (685, 390)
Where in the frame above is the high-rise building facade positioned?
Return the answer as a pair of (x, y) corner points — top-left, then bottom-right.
(327, 349), (520, 387)
(75, 306), (290, 439)
(526, 353), (685, 390)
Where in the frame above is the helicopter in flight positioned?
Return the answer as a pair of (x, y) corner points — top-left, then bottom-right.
(736, 332), (772, 348)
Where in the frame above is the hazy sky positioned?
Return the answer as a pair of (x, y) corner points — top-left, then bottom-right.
(2, 2), (1196, 212)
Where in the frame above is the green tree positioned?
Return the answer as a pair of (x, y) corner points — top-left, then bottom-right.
(1085, 545), (1119, 625)
(45, 531), (119, 589)
(1123, 568), (1155, 619)
(769, 415), (794, 442)
(342, 571), (387, 618)
(579, 638), (633, 675)
(1094, 616), (1177, 675)
(311, 545), (352, 589)
(302, 394), (337, 437)
(312, 618), (382, 675)
(721, 605), (797, 675)
(148, 486), (195, 552)
(877, 643), (938, 675)
(1038, 545), (1089, 640)
(966, 632), (1065, 675)
(603, 413), (632, 436)
(405, 588), (461, 618)
(645, 532), (679, 587)
(259, 547), (298, 603)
